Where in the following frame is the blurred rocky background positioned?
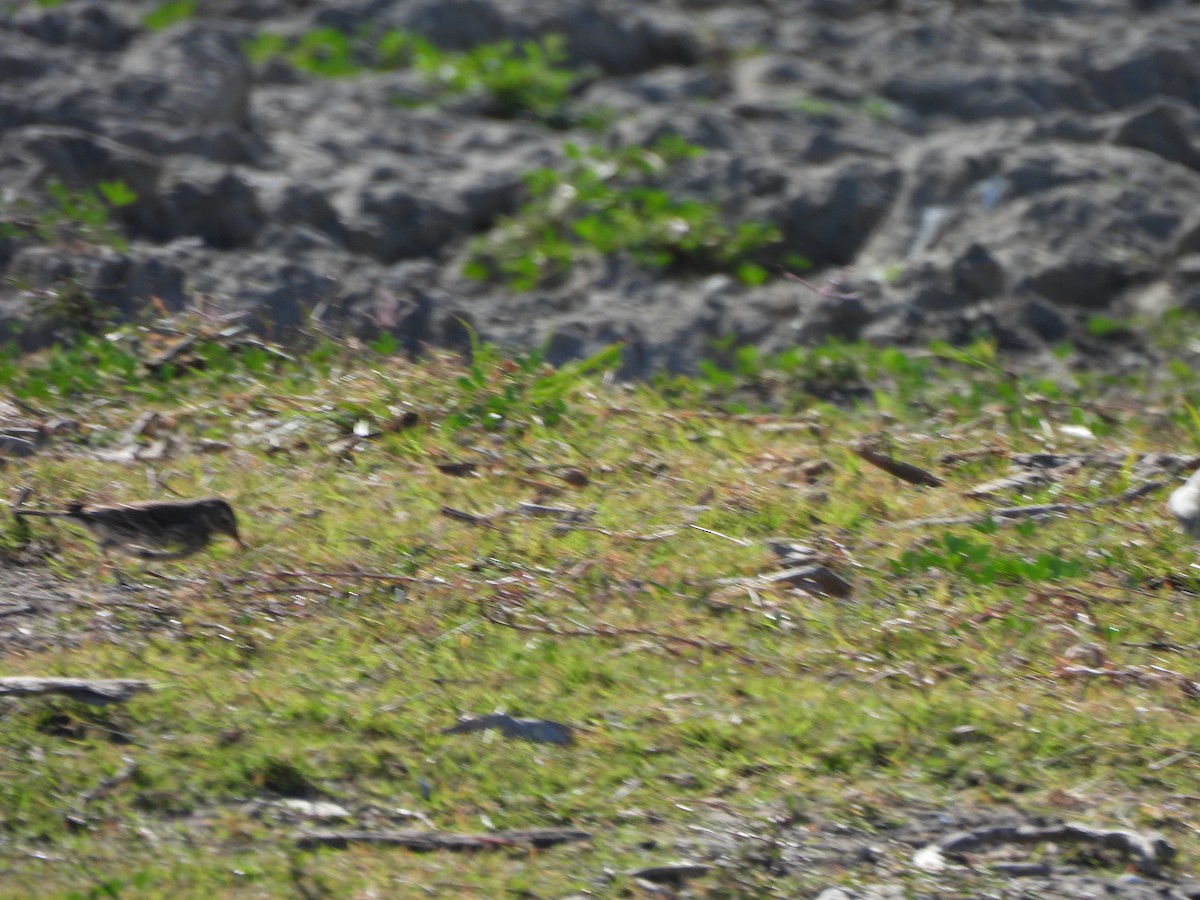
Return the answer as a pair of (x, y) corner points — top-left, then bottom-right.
(2, 0), (1199, 377)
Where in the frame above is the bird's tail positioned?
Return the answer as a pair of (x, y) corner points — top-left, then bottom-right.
(12, 502), (84, 520)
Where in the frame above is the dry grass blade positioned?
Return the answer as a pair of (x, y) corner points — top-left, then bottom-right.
(295, 828), (591, 852)
(440, 505), (494, 526)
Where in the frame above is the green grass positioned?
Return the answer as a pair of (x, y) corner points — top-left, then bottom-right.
(2, 315), (1200, 895)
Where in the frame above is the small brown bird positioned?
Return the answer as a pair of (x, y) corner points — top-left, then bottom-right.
(14, 497), (244, 562)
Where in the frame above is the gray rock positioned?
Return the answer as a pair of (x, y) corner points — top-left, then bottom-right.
(15, 4), (134, 52)
(1083, 44), (1200, 110)
(0, 126), (161, 201)
(352, 186), (460, 263)
(1111, 101), (1200, 172)
(0, 46), (52, 82)
(275, 185), (345, 239)
(3, 0), (1200, 383)
(90, 252), (188, 316)
(1019, 256), (1139, 309)
(162, 165), (266, 249)
(809, 0), (891, 20)
(539, 7), (702, 76)
(1023, 299), (1070, 343)
(404, 0), (510, 51)
(116, 26), (251, 127)
(795, 293), (874, 342)
(952, 243), (1006, 299)
(778, 162), (903, 268)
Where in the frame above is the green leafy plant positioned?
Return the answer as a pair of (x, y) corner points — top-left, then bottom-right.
(1086, 315), (1126, 338)
(369, 331), (401, 357)
(446, 335), (621, 433)
(244, 25), (441, 76)
(466, 138), (783, 290)
(792, 93), (899, 121)
(142, 0), (196, 31)
(6, 332), (138, 401)
(413, 34), (578, 123)
(245, 27), (587, 127)
(0, 179), (137, 252)
(692, 338), (940, 414)
(289, 27), (362, 78)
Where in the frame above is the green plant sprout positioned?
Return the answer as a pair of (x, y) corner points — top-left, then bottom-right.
(0, 179), (138, 251)
(446, 330), (622, 432)
(465, 137), (783, 290)
(142, 0), (196, 31)
(244, 27), (588, 127)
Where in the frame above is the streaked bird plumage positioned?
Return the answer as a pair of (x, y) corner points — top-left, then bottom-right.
(14, 497), (243, 560)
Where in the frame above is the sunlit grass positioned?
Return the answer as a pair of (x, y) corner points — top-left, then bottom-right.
(3, 317), (1200, 894)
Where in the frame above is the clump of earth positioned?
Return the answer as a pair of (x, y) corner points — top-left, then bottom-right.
(1, 0), (1199, 379)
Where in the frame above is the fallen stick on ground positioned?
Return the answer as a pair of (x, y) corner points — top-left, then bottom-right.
(853, 443), (944, 487)
(0, 678), (151, 706)
(913, 822), (1175, 877)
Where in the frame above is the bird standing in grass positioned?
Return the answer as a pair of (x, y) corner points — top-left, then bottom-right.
(13, 497), (244, 564)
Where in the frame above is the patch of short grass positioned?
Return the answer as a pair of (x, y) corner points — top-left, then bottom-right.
(2, 317), (1200, 894)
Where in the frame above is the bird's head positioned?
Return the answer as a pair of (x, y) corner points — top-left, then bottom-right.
(202, 498), (245, 549)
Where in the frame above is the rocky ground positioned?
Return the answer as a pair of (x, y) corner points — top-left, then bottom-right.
(1, 0), (1199, 377)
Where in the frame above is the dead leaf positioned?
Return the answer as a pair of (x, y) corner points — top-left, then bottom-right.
(559, 468), (589, 488)
(387, 411), (421, 431)
(764, 564), (852, 598)
(435, 462), (478, 477)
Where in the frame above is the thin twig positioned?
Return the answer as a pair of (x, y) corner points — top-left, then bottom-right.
(296, 828), (591, 852)
(687, 524), (752, 546)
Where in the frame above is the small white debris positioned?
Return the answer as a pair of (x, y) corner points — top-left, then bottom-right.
(1168, 469), (1200, 535)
